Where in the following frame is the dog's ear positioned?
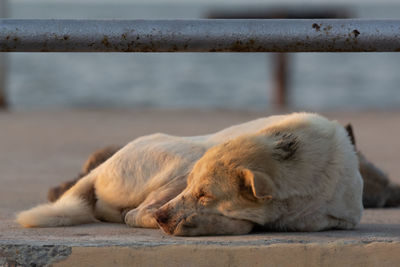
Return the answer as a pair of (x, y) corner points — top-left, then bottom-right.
(239, 168), (274, 200)
(272, 133), (299, 161)
(344, 123), (356, 147)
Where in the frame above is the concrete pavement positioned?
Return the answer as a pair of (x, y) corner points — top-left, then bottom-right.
(1, 109), (400, 266)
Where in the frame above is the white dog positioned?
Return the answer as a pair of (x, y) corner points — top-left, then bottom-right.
(17, 112), (363, 236)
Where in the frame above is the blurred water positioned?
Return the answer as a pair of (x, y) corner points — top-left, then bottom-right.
(4, 2), (400, 110)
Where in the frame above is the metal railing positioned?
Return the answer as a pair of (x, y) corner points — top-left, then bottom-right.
(1, 18), (400, 109)
(1, 19), (400, 52)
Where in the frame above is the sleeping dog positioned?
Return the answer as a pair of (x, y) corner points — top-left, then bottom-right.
(17, 113), (363, 236)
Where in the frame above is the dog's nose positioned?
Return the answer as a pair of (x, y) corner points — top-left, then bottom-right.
(154, 209), (170, 225)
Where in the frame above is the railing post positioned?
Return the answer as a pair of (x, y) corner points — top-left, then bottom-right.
(0, 0), (8, 109)
(273, 53), (289, 109)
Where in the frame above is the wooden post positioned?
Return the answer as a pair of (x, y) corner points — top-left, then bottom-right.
(0, 53), (6, 109)
(273, 53), (289, 109)
(0, 0), (8, 109)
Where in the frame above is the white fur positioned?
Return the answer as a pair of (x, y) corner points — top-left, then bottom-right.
(16, 112), (363, 233)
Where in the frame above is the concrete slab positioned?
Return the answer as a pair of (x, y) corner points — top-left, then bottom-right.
(1, 109), (400, 266)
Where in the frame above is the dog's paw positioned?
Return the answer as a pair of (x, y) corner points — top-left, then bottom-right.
(124, 208), (159, 228)
(124, 209), (139, 227)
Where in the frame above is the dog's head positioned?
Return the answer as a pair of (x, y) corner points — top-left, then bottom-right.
(154, 132), (299, 236)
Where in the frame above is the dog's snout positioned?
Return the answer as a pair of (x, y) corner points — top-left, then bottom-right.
(155, 208), (178, 235)
(154, 209), (170, 225)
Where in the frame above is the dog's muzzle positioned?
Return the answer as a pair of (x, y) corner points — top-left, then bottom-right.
(154, 208), (176, 235)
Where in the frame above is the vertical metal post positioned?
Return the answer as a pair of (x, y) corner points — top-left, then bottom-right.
(0, 0), (8, 109)
(272, 53), (289, 109)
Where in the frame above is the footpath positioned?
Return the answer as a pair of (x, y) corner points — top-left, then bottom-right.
(1, 109), (400, 266)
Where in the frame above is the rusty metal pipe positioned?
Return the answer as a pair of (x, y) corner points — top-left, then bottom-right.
(1, 19), (400, 52)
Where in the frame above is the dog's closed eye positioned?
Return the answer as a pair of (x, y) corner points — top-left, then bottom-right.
(196, 189), (214, 205)
(195, 190), (204, 198)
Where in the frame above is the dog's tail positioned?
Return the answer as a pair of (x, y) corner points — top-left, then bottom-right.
(16, 173), (97, 228)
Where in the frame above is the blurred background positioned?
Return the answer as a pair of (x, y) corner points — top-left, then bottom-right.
(1, 0), (400, 111)
(2, 1), (400, 234)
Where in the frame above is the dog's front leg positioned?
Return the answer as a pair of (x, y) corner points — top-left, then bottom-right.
(124, 207), (159, 228)
(124, 179), (186, 228)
